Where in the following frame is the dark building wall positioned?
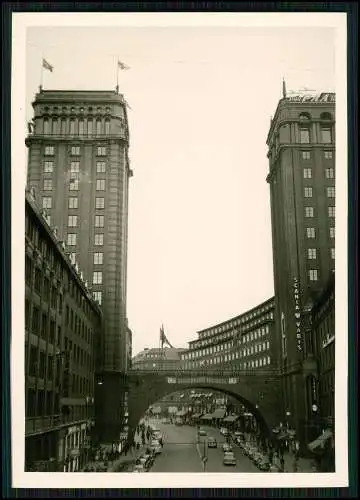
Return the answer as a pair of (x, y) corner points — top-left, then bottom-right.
(26, 90), (132, 374)
(25, 191), (102, 471)
(266, 92), (335, 448)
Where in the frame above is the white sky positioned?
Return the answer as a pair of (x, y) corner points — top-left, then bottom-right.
(25, 24), (336, 356)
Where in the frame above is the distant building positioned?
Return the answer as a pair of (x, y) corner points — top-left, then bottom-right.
(25, 88), (133, 444)
(132, 347), (186, 371)
(180, 297), (275, 372)
(266, 88), (335, 448)
(25, 189), (102, 472)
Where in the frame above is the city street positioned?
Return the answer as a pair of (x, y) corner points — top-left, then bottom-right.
(149, 421), (260, 473)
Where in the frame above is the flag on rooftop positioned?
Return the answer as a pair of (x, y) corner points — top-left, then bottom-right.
(118, 60), (130, 70)
(42, 58), (54, 72)
(160, 324), (173, 348)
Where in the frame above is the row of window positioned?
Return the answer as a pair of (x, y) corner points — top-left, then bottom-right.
(299, 127), (332, 144)
(43, 118), (112, 136)
(66, 233), (104, 246)
(304, 186), (335, 198)
(43, 197), (106, 211)
(66, 215), (105, 228)
(198, 305), (274, 341)
(44, 145), (106, 156)
(183, 327), (270, 360)
(305, 206), (335, 218)
(307, 248), (335, 260)
(303, 167), (334, 179)
(42, 105), (112, 114)
(306, 227), (335, 239)
(184, 341), (271, 361)
(43, 178), (107, 192)
(301, 150), (333, 160)
(183, 355), (272, 370)
(43, 160), (108, 175)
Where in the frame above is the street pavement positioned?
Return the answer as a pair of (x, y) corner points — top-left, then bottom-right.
(149, 421), (260, 473)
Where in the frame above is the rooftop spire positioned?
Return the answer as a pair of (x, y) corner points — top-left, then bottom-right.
(282, 77), (287, 98)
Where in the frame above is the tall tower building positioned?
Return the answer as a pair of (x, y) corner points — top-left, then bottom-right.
(266, 87), (335, 448)
(26, 89), (133, 442)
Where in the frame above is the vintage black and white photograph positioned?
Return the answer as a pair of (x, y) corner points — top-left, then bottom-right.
(11, 12), (348, 489)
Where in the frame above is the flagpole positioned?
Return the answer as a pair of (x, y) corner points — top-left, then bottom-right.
(116, 58), (119, 93)
(40, 55), (44, 92)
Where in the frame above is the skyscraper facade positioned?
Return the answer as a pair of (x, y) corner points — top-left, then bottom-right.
(26, 89), (133, 442)
(266, 88), (335, 448)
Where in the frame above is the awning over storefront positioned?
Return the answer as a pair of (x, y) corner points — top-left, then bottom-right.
(200, 414), (213, 421)
(308, 429), (333, 452)
(191, 413), (202, 419)
(212, 409), (226, 419)
(223, 415), (239, 423)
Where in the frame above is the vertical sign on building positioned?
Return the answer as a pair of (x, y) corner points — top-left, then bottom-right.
(293, 278), (303, 351)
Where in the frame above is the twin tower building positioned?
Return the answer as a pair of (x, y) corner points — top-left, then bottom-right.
(26, 86), (335, 450)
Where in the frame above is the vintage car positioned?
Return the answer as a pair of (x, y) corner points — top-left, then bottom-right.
(207, 437), (217, 448)
(223, 451), (236, 466)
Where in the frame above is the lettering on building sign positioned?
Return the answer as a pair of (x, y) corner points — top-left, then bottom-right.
(167, 377), (237, 385)
(293, 278), (303, 352)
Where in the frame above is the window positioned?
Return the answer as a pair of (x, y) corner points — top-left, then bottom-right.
(94, 234), (104, 246)
(96, 161), (106, 173)
(302, 151), (311, 160)
(87, 120), (93, 136)
(329, 227), (335, 239)
(43, 179), (52, 191)
(95, 197), (105, 209)
(29, 346), (37, 377)
(95, 215), (104, 227)
(97, 146), (106, 156)
(96, 179), (105, 191)
(70, 120), (76, 135)
(307, 227), (316, 239)
(43, 119), (50, 135)
(67, 233), (77, 246)
(60, 119), (66, 135)
(325, 168), (334, 179)
(79, 120), (85, 135)
(321, 128), (332, 143)
(34, 268), (42, 294)
(93, 271), (102, 285)
(327, 187), (335, 198)
(44, 161), (54, 173)
(68, 215), (78, 227)
(93, 291), (102, 305)
(69, 178), (79, 191)
(105, 120), (110, 135)
(309, 269), (318, 281)
(94, 252), (103, 265)
(303, 168), (312, 179)
(328, 206), (335, 217)
(307, 248), (317, 259)
(304, 187), (313, 198)
(331, 248), (335, 259)
(32, 307), (39, 332)
(42, 197), (52, 209)
(71, 146), (80, 156)
(44, 146), (54, 156)
(96, 120), (102, 135)
(324, 151), (333, 159)
(68, 197), (78, 209)
(70, 161), (80, 173)
(300, 128), (310, 144)
(305, 206), (314, 218)
(52, 119), (58, 135)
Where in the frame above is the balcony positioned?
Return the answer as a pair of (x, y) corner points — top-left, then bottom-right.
(25, 414), (95, 436)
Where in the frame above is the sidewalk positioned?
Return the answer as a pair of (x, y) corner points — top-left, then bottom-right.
(273, 451), (314, 473)
(107, 432), (149, 472)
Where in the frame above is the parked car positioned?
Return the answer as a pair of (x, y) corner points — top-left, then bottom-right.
(220, 427), (229, 436)
(258, 456), (270, 472)
(252, 451), (264, 466)
(133, 463), (146, 473)
(222, 443), (233, 452)
(207, 437), (217, 448)
(198, 428), (207, 436)
(151, 439), (162, 455)
(223, 451), (237, 466)
(138, 456), (151, 471)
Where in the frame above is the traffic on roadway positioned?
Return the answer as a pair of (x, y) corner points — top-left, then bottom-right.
(132, 418), (263, 473)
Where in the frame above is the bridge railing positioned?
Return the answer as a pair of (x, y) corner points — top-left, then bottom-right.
(128, 368), (280, 378)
